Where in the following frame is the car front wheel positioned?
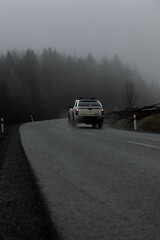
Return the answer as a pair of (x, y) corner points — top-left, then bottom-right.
(71, 119), (77, 128)
(98, 121), (103, 129)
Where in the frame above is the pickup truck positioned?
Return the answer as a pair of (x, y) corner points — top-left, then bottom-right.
(68, 98), (104, 128)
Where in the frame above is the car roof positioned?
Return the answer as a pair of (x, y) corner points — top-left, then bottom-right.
(77, 98), (98, 102)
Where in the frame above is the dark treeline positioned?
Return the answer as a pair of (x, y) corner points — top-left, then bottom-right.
(0, 48), (159, 124)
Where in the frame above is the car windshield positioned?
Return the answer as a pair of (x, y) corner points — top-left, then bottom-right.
(79, 101), (101, 107)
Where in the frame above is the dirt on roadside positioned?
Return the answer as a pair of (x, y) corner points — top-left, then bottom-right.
(0, 125), (62, 240)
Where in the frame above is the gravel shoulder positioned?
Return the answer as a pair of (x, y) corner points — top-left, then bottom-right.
(0, 125), (62, 240)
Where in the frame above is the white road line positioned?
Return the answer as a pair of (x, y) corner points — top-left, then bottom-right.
(122, 140), (160, 150)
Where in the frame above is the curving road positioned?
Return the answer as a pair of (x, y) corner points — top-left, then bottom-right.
(20, 119), (160, 240)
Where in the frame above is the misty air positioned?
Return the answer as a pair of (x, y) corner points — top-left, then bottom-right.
(0, 1), (160, 240)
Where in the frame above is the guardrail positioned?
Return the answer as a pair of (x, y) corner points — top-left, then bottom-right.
(103, 103), (160, 127)
(104, 103), (160, 118)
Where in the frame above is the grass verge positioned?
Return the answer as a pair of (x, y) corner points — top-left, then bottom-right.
(113, 114), (160, 133)
(137, 114), (160, 133)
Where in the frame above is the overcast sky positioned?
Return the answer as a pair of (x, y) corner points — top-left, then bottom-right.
(0, 0), (160, 82)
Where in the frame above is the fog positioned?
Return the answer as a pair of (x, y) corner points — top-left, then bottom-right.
(0, 0), (160, 82)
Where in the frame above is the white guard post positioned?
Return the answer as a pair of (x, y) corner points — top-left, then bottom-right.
(30, 115), (34, 122)
(133, 114), (137, 131)
(1, 117), (4, 133)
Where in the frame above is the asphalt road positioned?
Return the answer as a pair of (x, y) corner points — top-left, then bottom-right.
(20, 119), (160, 240)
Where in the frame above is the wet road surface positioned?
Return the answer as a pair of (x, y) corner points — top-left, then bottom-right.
(20, 119), (160, 240)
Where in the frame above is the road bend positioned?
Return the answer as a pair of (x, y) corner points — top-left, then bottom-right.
(20, 119), (160, 240)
